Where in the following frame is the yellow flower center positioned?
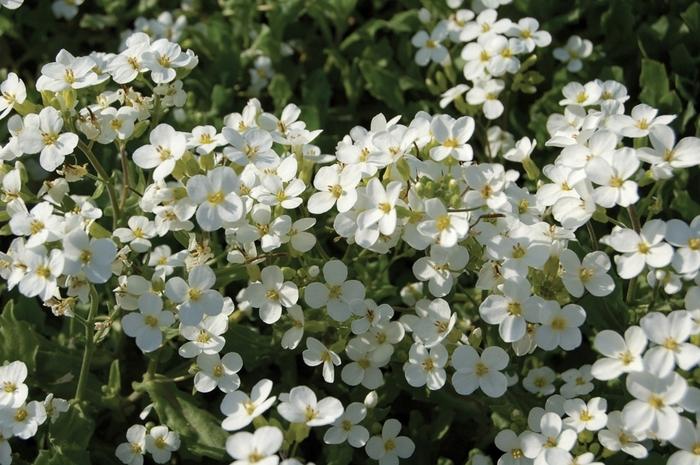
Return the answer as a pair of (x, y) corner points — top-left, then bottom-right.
(550, 316), (567, 331)
(475, 362), (489, 377)
(207, 191), (225, 204)
(507, 302), (522, 316)
(435, 215), (451, 232)
(14, 408), (28, 422)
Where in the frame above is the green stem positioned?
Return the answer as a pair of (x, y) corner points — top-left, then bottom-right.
(77, 141), (120, 229)
(586, 221), (599, 251)
(118, 141), (130, 211)
(74, 286), (99, 402)
(626, 205), (642, 233)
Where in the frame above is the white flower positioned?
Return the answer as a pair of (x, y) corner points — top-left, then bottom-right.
(9, 202), (63, 248)
(1, 400), (47, 439)
(403, 342), (448, 390)
(622, 371), (687, 440)
(19, 107), (79, 172)
(177, 313), (228, 358)
(142, 38), (191, 84)
(122, 293), (175, 353)
(36, 49), (97, 91)
(115, 424), (147, 465)
(221, 379), (276, 431)
(62, 228), (117, 283)
(597, 411), (647, 459)
(507, 17), (551, 52)
(429, 116), (475, 162)
(638, 125), (700, 178)
(463, 163), (509, 210)
(584, 147), (639, 207)
(411, 24), (448, 66)
(43, 393), (69, 423)
(0, 0), (22, 9)
(281, 305), (304, 350)
(323, 402), (369, 448)
(416, 198), (469, 248)
(187, 125), (226, 154)
(133, 124), (187, 181)
(563, 397), (607, 432)
(503, 136), (536, 163)
(165, 265), (223, 326)
(108, 33), (151, 84)
(304, 259), (365, 322)
(666, 216), (700, 274)
(439, 84), (470, 109)
(226, 426), (283, 465)
(247, 265), (299, 324)
(451, 345), (509, 398)
(459, 8), (512, 42)
(535, 301), (586, 351)
(412, 298), (457, 348)
(494, 429), (530, 465)
(222, 127), (278, 168)
(145, 425), (180, 464)
(600, 220), (673, 279)
(640, 311), (700, 377)
(51, 0), (84, 19)
(0, 73), (26, 120)
(303, 337), (341, 383)
(113, 216), (156, 253)
(553, 35), (593, 73)
(559, 366), (594, 399)
(591, 326), (646, 380)
(669, 416), (700, 465)
(479, 279), (540, 343)
(19, 246), (63, 301)
(466, 79), (505, 120)
(356, 179), (403, 241)
(351, 299), (393, 335)
(521, 412), (577, 465)
(523, 366), (556, 396)
(98, 106), (139, 144)
(194, 352), (243, 393)
(341, 337), (386, 389)
(559, 82), (602, 107)
(288, 218), (316, 253)
(365, 419), (415, 465)
(187, 166), (245, 231)
(0, 361), (28, 408)
(559, 249), (614, 297)
(277, 385), (343, 427)
(608, 103), (676, 138)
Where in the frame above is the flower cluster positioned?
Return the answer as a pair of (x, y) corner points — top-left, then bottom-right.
(0, 1), (698, 464)
(0, 361), (68, 465)
(413, 1), (551, 119)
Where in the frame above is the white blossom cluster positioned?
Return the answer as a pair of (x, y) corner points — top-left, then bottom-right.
(0, 1), (698, 465)
(0, 361), (69, 465)
(412, 0), (551, 119)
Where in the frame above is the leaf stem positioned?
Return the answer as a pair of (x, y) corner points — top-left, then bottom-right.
(77, 141), (120, 229)
(74, 285), (99, 402)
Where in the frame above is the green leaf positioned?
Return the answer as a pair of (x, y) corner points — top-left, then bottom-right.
(224, 324), (275, 370)
(671, 189), (700, 220)
(0, 304), (41, 371)
(358, 60), (404, 111)
(143, 379), (228, 460)
(49, 404), (95, 450)
(269, 74), (293, 110)
(639, 59), (670, 108)
(681, 3), (700, 36)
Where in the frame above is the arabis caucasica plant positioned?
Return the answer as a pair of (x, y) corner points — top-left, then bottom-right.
(0, 1), (699, 465)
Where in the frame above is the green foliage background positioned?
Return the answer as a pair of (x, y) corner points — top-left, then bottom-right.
(0, 0), (699, 464)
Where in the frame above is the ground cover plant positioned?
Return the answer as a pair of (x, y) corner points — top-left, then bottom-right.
(0, 0), (699, 464)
